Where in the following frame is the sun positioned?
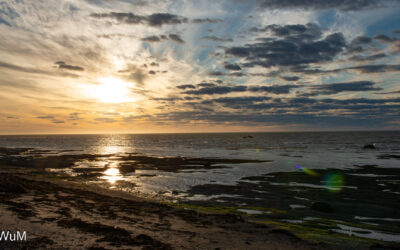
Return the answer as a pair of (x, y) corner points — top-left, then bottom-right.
(90, 77), (134, 103)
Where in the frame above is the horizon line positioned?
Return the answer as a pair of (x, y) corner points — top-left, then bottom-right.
(0, 129), (399, 136)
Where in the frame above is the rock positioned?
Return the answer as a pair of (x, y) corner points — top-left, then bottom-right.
(363, 144), (376, 149)
(242, 135), (254, 139)
(311, 202), (333, 213)
(369, 243), (389, 250)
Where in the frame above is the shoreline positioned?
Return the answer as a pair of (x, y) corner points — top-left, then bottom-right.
(0, 172), (322, 249)
(1, 146), (399, 249)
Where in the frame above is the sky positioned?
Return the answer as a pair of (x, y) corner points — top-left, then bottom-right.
(0, 0), (400, 134)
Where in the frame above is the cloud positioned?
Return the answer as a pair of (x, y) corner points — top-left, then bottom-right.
(348, 53), (387, 61)
(183, 84), (298, 95)
(280, 75), (300, 81)
(192, 18), (222, 23)
(118, 65), (150, 86)
(148, 13), (188, 26)
(251, 0), (400, 11)
(36, 115), (64, 124)
(226, 23), (346, 69)
(55, 61), (84, 71)
(168, 34), (185, 43)
(184, 85), (247, 95)
(347, 64), (400, 73)
(201, 36), (233, 42)
(141, 35), (162, 42)
(68, 112), (82, 121)
(197, 83), (217, 88)
(208, 71), (225, 76)
(176, 84), (196, 89)
(94, 117), (116, 123)
(161, 96), (400, 127)
(0, 17), (11, 26)
(141, 34), (184, 43)
(223, 63), (241, 71)
(249, 85), (299, 94)
(90, 12), (188, 27)
(374, 34), (397, 43)
(304, 81), (382, 96)
(376, 90), (400, 94)
(0, 61), (80, 78)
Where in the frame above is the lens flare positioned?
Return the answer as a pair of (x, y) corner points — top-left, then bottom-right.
(293, 164), (318, 176)
(324, 173), (344, 192)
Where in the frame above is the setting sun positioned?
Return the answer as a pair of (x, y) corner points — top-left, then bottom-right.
(90, 77), (134, 103)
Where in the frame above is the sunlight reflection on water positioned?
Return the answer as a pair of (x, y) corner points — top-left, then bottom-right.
(102, 167), (122, 184)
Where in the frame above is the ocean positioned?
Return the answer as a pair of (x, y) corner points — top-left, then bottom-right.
(0, 131), (399, 195)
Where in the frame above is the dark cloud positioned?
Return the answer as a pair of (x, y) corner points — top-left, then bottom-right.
(374, 34), (397, 43)
(347, 64), (400, 73)
(184, 85), (246, 95)
(90, 12), (145, 24)
(249, 85), (299, 94)
(197, 83), (217, 88)
(141, 34), (184, 43)
(55, 61), (84, 71)
(192, 18), (222, 23)
(141, 35), (161, 42)
(229, 72), (246, 77)
(169, 34), (185, 43)
(224, 63), (241, 71)
(201, 36), (233, 42)
(348, 53), (387, 61)
(183, 84), (298, 95)
(148, 13), (188, 26)
(251, 0), (400, 11)
(280, 75), (300, 81)
(176, 84), (196, 90)
(118, 65), (148, 86)
(305, 81), (382, 96)
(160, 95), (400, 127)
(202, 96), (272, 109)
(226, 23), (346, 69)
(351, 36), (373, 45)
(348, 36), (373, 53)
(90, 12), (187, 27)
(263, 23), (322, 41)
(37, 115), (54, 120)
(208, 71), (225, 76)
(376, 90), (400, 95)
(0, 61), (80, 78)
(0, 17), (11, 27)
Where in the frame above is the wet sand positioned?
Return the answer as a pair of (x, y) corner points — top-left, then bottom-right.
(0, 173), (322, 249)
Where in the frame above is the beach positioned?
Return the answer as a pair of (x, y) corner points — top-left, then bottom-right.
(0, 172), (321, 250)
(0, 132), (400, 249)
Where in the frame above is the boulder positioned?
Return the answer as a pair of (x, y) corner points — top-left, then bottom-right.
(363, 144), (376, 149)
(311, 202), (333, 213)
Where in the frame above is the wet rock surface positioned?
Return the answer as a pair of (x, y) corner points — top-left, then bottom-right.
(183, 164), (400, 248)
(0, 173), (320, 250)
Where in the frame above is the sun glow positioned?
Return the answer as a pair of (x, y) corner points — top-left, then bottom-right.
(91, 77), (134, 103)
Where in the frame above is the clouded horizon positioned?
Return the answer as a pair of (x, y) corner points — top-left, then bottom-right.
(0, 0), (400, 134)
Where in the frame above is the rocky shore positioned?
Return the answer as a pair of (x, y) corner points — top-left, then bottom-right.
(0, 173), (321, 249)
